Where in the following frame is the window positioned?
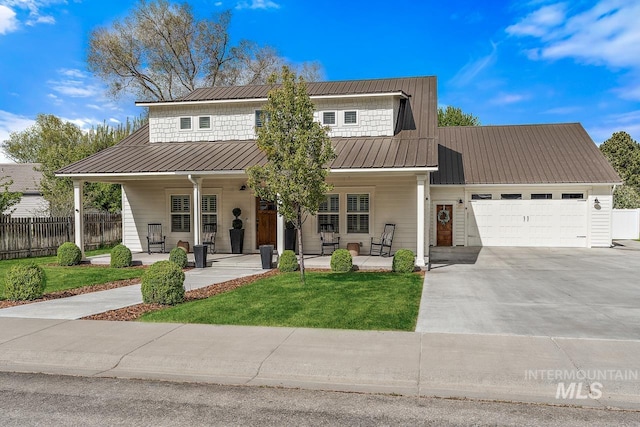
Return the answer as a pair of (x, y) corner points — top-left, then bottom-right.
(171, 195), (190, 232)
(202, 195), (217, 227)
(179, 117), (192, 130)
(501, 194), (522, 200)
(562, 193), (584, 199)
(318, 194), (339, 233)
(198, 116), (211, 130)
(322, 111), (336, 125)
(531, 193), (552, 200)
(344, 110), (358, 125)
(471, 194), (492, 200)
(255, 110), (270, 128)
(347, 193), (369, 233)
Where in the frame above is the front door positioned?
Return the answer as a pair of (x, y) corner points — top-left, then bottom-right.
(436, 204), (453, 246)
(256, 197), (277, 248)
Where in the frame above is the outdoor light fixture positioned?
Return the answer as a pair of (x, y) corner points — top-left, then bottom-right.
(239, 185), (247, 191)
(458, 198), (464, 204)
(594, 197), (601, 209)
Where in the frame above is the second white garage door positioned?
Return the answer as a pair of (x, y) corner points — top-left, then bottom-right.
(467, 199), (588, 247)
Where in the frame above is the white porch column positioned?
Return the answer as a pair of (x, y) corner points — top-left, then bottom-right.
(188, 175), (203, 246)
(276, 200), (285, 255)
(416, 175), (427, 267)
(73, 180), (85, 259)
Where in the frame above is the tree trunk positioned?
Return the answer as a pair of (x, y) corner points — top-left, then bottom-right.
(296, 208), (305, 284)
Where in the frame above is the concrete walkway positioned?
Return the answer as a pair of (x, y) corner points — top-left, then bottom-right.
(0, 266), (264, 320)
(0, 319), (638, 410)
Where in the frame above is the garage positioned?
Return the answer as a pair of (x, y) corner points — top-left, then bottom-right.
(466, 199), (588, 247)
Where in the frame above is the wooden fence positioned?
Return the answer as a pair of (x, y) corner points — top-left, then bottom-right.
(0, 213), (122, 260)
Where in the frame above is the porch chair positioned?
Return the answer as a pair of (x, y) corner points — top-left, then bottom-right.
(320, 223), (340, 256)
(202, 223), (217, 254)
(147, 223), (166, 254)
(370, 223), (395, 257)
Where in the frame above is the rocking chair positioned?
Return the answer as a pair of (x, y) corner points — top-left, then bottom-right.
(147, 223), (166, 254)
(370, 223), (395, 257)
(320, 223), (340, 256)
(203, 223), (217, 254)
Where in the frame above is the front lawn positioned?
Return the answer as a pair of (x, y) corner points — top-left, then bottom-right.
(140, 271), (423, 331)
(0, 249), (144, 300)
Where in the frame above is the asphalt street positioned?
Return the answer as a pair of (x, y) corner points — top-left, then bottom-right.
(0, 372), (637, 426)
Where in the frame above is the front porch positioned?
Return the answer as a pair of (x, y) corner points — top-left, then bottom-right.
(88, 252), (394, 270)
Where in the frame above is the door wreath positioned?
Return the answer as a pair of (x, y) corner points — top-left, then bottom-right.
(437, 207), (450, 225)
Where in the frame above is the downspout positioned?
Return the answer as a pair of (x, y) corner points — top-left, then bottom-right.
(188, 174), (203, 246)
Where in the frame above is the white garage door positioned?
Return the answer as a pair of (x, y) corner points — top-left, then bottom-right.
(467, 200), (588, 247)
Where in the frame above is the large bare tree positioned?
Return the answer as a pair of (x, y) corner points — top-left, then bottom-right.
(87, 0), (322, 101)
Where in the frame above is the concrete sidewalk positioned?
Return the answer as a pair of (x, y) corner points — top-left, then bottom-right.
(0, 266), (264, 320)
(0, 318), (638, 411)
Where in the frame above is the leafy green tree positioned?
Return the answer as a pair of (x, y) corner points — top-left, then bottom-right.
(247, 66), (335, 282)
(0, 177), (22, 215)
(437, 106), (481, 126)
(600, 131), (640, 188)
(612, 185), (640, 209)
(87, 0), (322, 101)
(2, 114), (145, 216)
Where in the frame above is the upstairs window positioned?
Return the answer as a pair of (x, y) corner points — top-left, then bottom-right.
(171, 195), (190, 233)
(471, 194), (492, 200)
(531, 193), (552, 199)
(562, 193), (584, 199)
(347, 193), (369, 233)
(179, 117), (192, 130)
(255, 110), (270, 128)
(344, 110), (358, 125)
(322, 111), (336, 126)
(318, 194), (339, 233)
(198, 116), (211, 130)
(501, 194), (522, 200)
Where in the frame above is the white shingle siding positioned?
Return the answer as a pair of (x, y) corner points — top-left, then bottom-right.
(148, 96), (396, 142)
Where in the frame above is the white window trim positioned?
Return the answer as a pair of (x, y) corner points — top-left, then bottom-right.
(346, 193), (370, 234)
(343, 110), (359, 126)
(201, 192), (219, 227)
(169, 193), (191, 234)
(321, 110), (338, 126)
(317, 193), (340, 233)
(315, 187), (374, 237)
(179, 116), (192, 131)
(197, 115), (212, 131)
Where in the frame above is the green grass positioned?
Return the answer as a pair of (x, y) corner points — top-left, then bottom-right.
(0, 249), (144, 300)
(140, 271), (423, 331)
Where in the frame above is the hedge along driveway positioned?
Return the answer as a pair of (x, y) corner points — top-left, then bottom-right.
(140, 271), (424, 331)
(0, 249), (144, 300)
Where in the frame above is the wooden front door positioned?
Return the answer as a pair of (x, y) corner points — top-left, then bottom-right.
(256, 197), (277, 248)
(436, 204), (453, 246)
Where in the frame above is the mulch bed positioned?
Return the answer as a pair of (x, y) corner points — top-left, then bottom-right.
(82, 269), (280, 322)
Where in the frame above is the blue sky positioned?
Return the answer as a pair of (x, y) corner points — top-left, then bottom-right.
(1, 0), (639, 163)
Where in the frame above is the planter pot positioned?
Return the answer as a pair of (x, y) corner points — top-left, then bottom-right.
(284, 228), (297, 252)
(229, 229), (244, 254)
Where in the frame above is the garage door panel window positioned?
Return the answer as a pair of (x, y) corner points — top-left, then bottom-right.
(347, 193), (369, 233)
(501, 194), (522, 200)
(531, 193), (552, 199)
(562, 193), (584, 199)
(472, 194), (492, 200)
(171, 195), (190, 233)
(318, 194), (339, 233)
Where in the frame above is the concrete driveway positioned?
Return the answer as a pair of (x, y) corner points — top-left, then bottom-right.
(416, 241), (640, 339)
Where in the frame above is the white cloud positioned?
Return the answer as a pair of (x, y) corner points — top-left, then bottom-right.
(587, 110), (640, 142)
(108, 118), (120, 124)
(542, 106), (582, 115)
(0, 5), (18, 34)
(236, 0), (280, 10)
(0, 110), (35, 163)
(507, 0), (640, 69)
(450, 41), (498, 87)
(26, 13), (53, 25)
(48, 68), (101, 98)
(490, 92), (529, 105)
(0, 0), (66, 32)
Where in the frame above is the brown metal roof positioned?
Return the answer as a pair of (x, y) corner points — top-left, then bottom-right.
(432, 123), (621, 185)
(0, 163), (42, 194)
(56, 132), (437, 175)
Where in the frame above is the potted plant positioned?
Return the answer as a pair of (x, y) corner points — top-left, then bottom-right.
(229, 207), (244, 254)
(284, 220), (297, 252)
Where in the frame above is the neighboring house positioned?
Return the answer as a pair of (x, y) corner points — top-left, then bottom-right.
(56, 76), (621, 265)
(1, 163), (48, 217)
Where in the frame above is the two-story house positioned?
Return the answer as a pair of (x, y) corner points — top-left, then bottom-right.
(57, 76), (620, 266)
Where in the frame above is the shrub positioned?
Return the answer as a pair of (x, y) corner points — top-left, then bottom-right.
(4, 263), (46, 301)
(278, 250), (298, 272)
(392, 249), (416, 273)
(141, 260), (185, 305)
(110, 244), (132, 268)
(330, 249), (352, 273)
(169, 247), (189, 269)
(57, 242), (82, 266)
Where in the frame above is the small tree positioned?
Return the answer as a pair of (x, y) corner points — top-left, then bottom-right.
(247, 66), (335, 282)
(437, 106), (480, 126)
(0, 176), (22, 215)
